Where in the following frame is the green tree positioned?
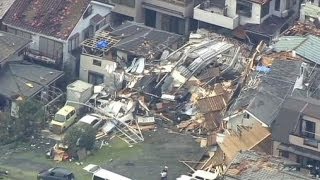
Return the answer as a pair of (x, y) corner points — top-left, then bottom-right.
(0, 99), (45, 144)
(63, 124), (96, 154)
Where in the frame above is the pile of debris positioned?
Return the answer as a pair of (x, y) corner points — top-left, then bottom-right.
(72, 28), (251, 175)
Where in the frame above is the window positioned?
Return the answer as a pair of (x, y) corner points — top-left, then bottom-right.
(88, 71), (104, 85)
(261, 1), (270, 18)
(7, 27), (32, 39)
(39, 37), (63, 60)
(93, 59), (102, 66)
(68, 33), (79, 52)
(83, 5), (93, 19)
(275, 0), (280, 11)
(237, 0), (252, 17)
(280, 150), (289, 158)
(303, 120), (316, 139)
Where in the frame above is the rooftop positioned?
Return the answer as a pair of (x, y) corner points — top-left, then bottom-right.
(272, 97), (320, 144)
(0, 0), (16, 19)
(0, 31), (31, 64)
(0, 61), (63, 98)
(225, 150), (311, 180)
(245, 60), (301, 126)
(110, 21), (182, 59)
(273, 35), (320, 65)
(3, 0), (91, 40)
(218, 122), (271, 162)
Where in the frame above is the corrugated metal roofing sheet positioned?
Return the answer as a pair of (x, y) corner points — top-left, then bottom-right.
(303, 3), (320, 18)
(296, 35), (320, 64)
(273, 36), (307, 52)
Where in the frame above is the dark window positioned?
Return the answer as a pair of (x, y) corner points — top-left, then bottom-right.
(93, 59), (102, 66)
(237, 0), (252, 17)
(261, 1), (270, 18)
(280, 150), (289, 158)
(275, 0), (280, 11)
(303, 120), (316, 139)
(68, 33), (80, 52)
(7, 27), (32, 39)
(83, 5), (93, 19)
(88, 71), (104, 85)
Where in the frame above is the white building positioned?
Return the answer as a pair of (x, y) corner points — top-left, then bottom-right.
(193, 0), (300, 43)
(3, 0), (113, 73)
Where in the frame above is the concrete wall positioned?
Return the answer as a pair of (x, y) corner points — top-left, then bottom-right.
(79, 54), (117, 82)
(239, 3), (261, 25)
(289, 134), (320, 152)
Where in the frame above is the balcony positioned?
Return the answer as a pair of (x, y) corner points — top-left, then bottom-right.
(289, 134), (320, 151)
(193, 4), (239, 30)
(142, 0), (194, 18)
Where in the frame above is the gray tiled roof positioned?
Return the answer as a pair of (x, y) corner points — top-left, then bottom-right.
(0, 62), (63, 98)
(111, 21), (182, 58)
(225, 150), (312, 180)
(0, 31), (31, 63)
(0, 0), (15, 19)
(246, 60), (301, 126)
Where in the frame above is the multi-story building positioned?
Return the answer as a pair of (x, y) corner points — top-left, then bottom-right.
(3, 0), (113, 73)
(100, 0), (197, 35)
(272, 97), (320, 168)
(194, 0), (300, 43)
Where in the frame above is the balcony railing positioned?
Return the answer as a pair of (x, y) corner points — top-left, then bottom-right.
(304, 138), (319, 148)
(193, 4), (239, 29)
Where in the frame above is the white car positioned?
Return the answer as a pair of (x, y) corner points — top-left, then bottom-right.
(78, 114), (106, 130)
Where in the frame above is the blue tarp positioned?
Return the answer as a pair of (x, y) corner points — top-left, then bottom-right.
(256, 66), (271, 73)
(97, 40), (109, 49)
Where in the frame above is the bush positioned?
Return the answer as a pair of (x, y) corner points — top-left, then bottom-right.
(63, 123), (96, 155)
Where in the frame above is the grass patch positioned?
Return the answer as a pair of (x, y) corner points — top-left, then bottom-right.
(0, 138), (143, 180)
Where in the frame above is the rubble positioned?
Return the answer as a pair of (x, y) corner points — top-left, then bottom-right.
(74, 28), (252, 175)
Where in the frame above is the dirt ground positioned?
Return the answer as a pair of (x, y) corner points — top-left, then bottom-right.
(0, 128), (205, 180)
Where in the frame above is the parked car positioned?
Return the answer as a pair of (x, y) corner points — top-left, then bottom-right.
(49, 105), (77, 134)
(37, 167), (75, 180)
(83, 164), (131, 180)
(77, 113), (106, 129)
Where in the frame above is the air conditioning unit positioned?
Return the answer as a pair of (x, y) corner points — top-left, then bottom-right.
(282, 10), (289, 18)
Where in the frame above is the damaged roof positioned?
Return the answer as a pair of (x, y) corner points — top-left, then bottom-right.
(225, 150), (311, 180)
(3, 0), (91, 40)
(197, 95), (226, 113)
(218, 123), (271, 163)
(246, 60), (301, 126)
(0, 31), (31, 64)
(273, 35), (320, 64)
(0, 0), (16, 19)
(110, 21), (182, 59)
(0, 61), (63, 98)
